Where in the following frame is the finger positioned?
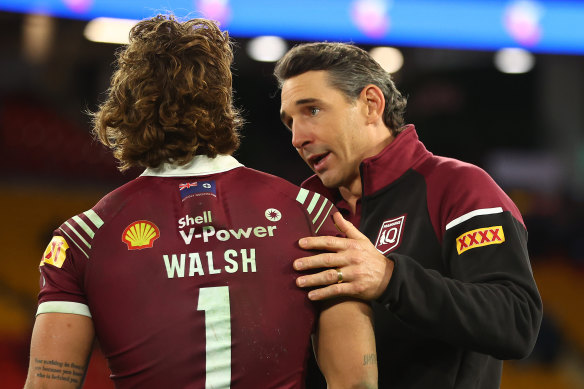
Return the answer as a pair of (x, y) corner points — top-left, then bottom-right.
(297, 268), (344, 288)
(333, 212), (367, 241)
(298, 235), (351, 252)
(293, 252), (347, 271)
(307, 283), (350, 301)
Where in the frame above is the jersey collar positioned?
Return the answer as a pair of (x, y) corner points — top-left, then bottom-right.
(140, 154), (243, 177)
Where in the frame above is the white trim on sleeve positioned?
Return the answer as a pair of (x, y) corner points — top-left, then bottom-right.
(445, 207), (503, 230)
(36, 301), (92, 318)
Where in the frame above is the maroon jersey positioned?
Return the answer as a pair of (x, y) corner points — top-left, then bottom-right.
(37, 155), (339, 389)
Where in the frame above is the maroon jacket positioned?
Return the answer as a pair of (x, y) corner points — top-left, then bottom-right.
(303, 125), (542, 389)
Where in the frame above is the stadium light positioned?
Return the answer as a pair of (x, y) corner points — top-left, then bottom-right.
(23, 13), (55, 63)
(369, 46), (404, 74)
(246, 36), (288, 62)
(84, 17), (138, 44)
(494, 47), (535, 74)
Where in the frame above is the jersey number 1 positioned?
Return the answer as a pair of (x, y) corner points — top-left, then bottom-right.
(197, 286), (232, 388)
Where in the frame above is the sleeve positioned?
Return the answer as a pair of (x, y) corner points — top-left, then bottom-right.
(378, 167), (543, 359)
(37, 209), (104, 318)
(293, 187), (341, 238)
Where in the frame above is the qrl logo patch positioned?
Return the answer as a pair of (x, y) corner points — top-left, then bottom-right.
(122, 221), (160, 250)
(375, 215), (406, 255)
(456, 226), (505, 255)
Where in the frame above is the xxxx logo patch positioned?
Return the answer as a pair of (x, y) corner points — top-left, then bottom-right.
(456, 226), (505, 255)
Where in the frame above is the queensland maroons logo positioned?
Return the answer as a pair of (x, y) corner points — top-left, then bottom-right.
(375, 215), (406, 255)
(122, 220), (160, 250)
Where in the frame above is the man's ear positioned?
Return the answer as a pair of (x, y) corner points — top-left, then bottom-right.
(361, 84), (385, 124)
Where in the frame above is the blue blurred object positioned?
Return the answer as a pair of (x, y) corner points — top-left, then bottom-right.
(0, 0), (583, 54)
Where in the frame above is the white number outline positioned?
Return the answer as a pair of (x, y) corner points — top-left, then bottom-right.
(197, 286), (232, 388)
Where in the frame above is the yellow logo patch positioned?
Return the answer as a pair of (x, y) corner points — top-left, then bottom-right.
(456, 226), (505, 255)
(122, 220), (160, 250)
(41, 236), (69, 268)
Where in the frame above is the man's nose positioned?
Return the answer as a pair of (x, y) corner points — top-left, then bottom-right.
(291, 123), (311, 150)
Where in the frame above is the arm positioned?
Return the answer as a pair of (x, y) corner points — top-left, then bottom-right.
(317, 299), (377, 389)
(24, 313), (95, 389)
(295, 212), (542, 359)
(294, 212), (393, 301)
(378, 213), (542, 359)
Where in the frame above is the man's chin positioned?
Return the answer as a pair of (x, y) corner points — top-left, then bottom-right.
(316, 173), (340, 189)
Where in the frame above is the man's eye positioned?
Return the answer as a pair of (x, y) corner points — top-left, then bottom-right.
(310, 107), (320, 116)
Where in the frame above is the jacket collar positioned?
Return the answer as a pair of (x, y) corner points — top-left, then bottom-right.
(141, 154), (243, 177)
(302, 125), (430, 197)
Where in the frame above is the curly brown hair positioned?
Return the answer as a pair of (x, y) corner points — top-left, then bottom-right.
(92, 15), (243, 171)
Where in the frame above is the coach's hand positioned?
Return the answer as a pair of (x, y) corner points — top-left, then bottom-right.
(294, 212), (394, 301)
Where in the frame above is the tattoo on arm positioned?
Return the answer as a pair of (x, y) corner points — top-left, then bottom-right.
(363, 353), (377, 366)
(30, 358), (86, 386)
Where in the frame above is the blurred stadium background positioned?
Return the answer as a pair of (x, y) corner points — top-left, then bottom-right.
(1, 1), (583, 388)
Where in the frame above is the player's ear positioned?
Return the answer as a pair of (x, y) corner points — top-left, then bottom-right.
(360, 85), (385, 124)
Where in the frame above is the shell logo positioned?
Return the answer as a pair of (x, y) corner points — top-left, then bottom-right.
(122, 220), (160, 250)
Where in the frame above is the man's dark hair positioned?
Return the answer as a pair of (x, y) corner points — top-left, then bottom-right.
(92, 15), (242, 171)
(274, 42), (407, 134)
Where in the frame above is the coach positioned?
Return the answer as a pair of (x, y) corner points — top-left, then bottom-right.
(275, 42), (542, 388)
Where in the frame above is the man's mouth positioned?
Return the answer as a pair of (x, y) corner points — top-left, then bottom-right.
(308, 152), (330, 172)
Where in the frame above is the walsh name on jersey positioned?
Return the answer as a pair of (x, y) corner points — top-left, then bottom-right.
(163, 248), (256, 278)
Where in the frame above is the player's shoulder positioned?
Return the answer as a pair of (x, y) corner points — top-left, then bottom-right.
(235, 167), (337, 230)
(92, 177), (149, 219)
(234, 167), (309, 198)
(55, 177), (147, 241)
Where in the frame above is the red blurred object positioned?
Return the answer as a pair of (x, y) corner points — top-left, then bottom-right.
(0, 97), (136, 184)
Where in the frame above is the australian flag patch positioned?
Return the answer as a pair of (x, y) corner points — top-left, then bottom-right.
(179, 180), (216, 201)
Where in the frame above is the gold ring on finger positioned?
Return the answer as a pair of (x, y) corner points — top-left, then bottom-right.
(336, 268), (343, 284)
